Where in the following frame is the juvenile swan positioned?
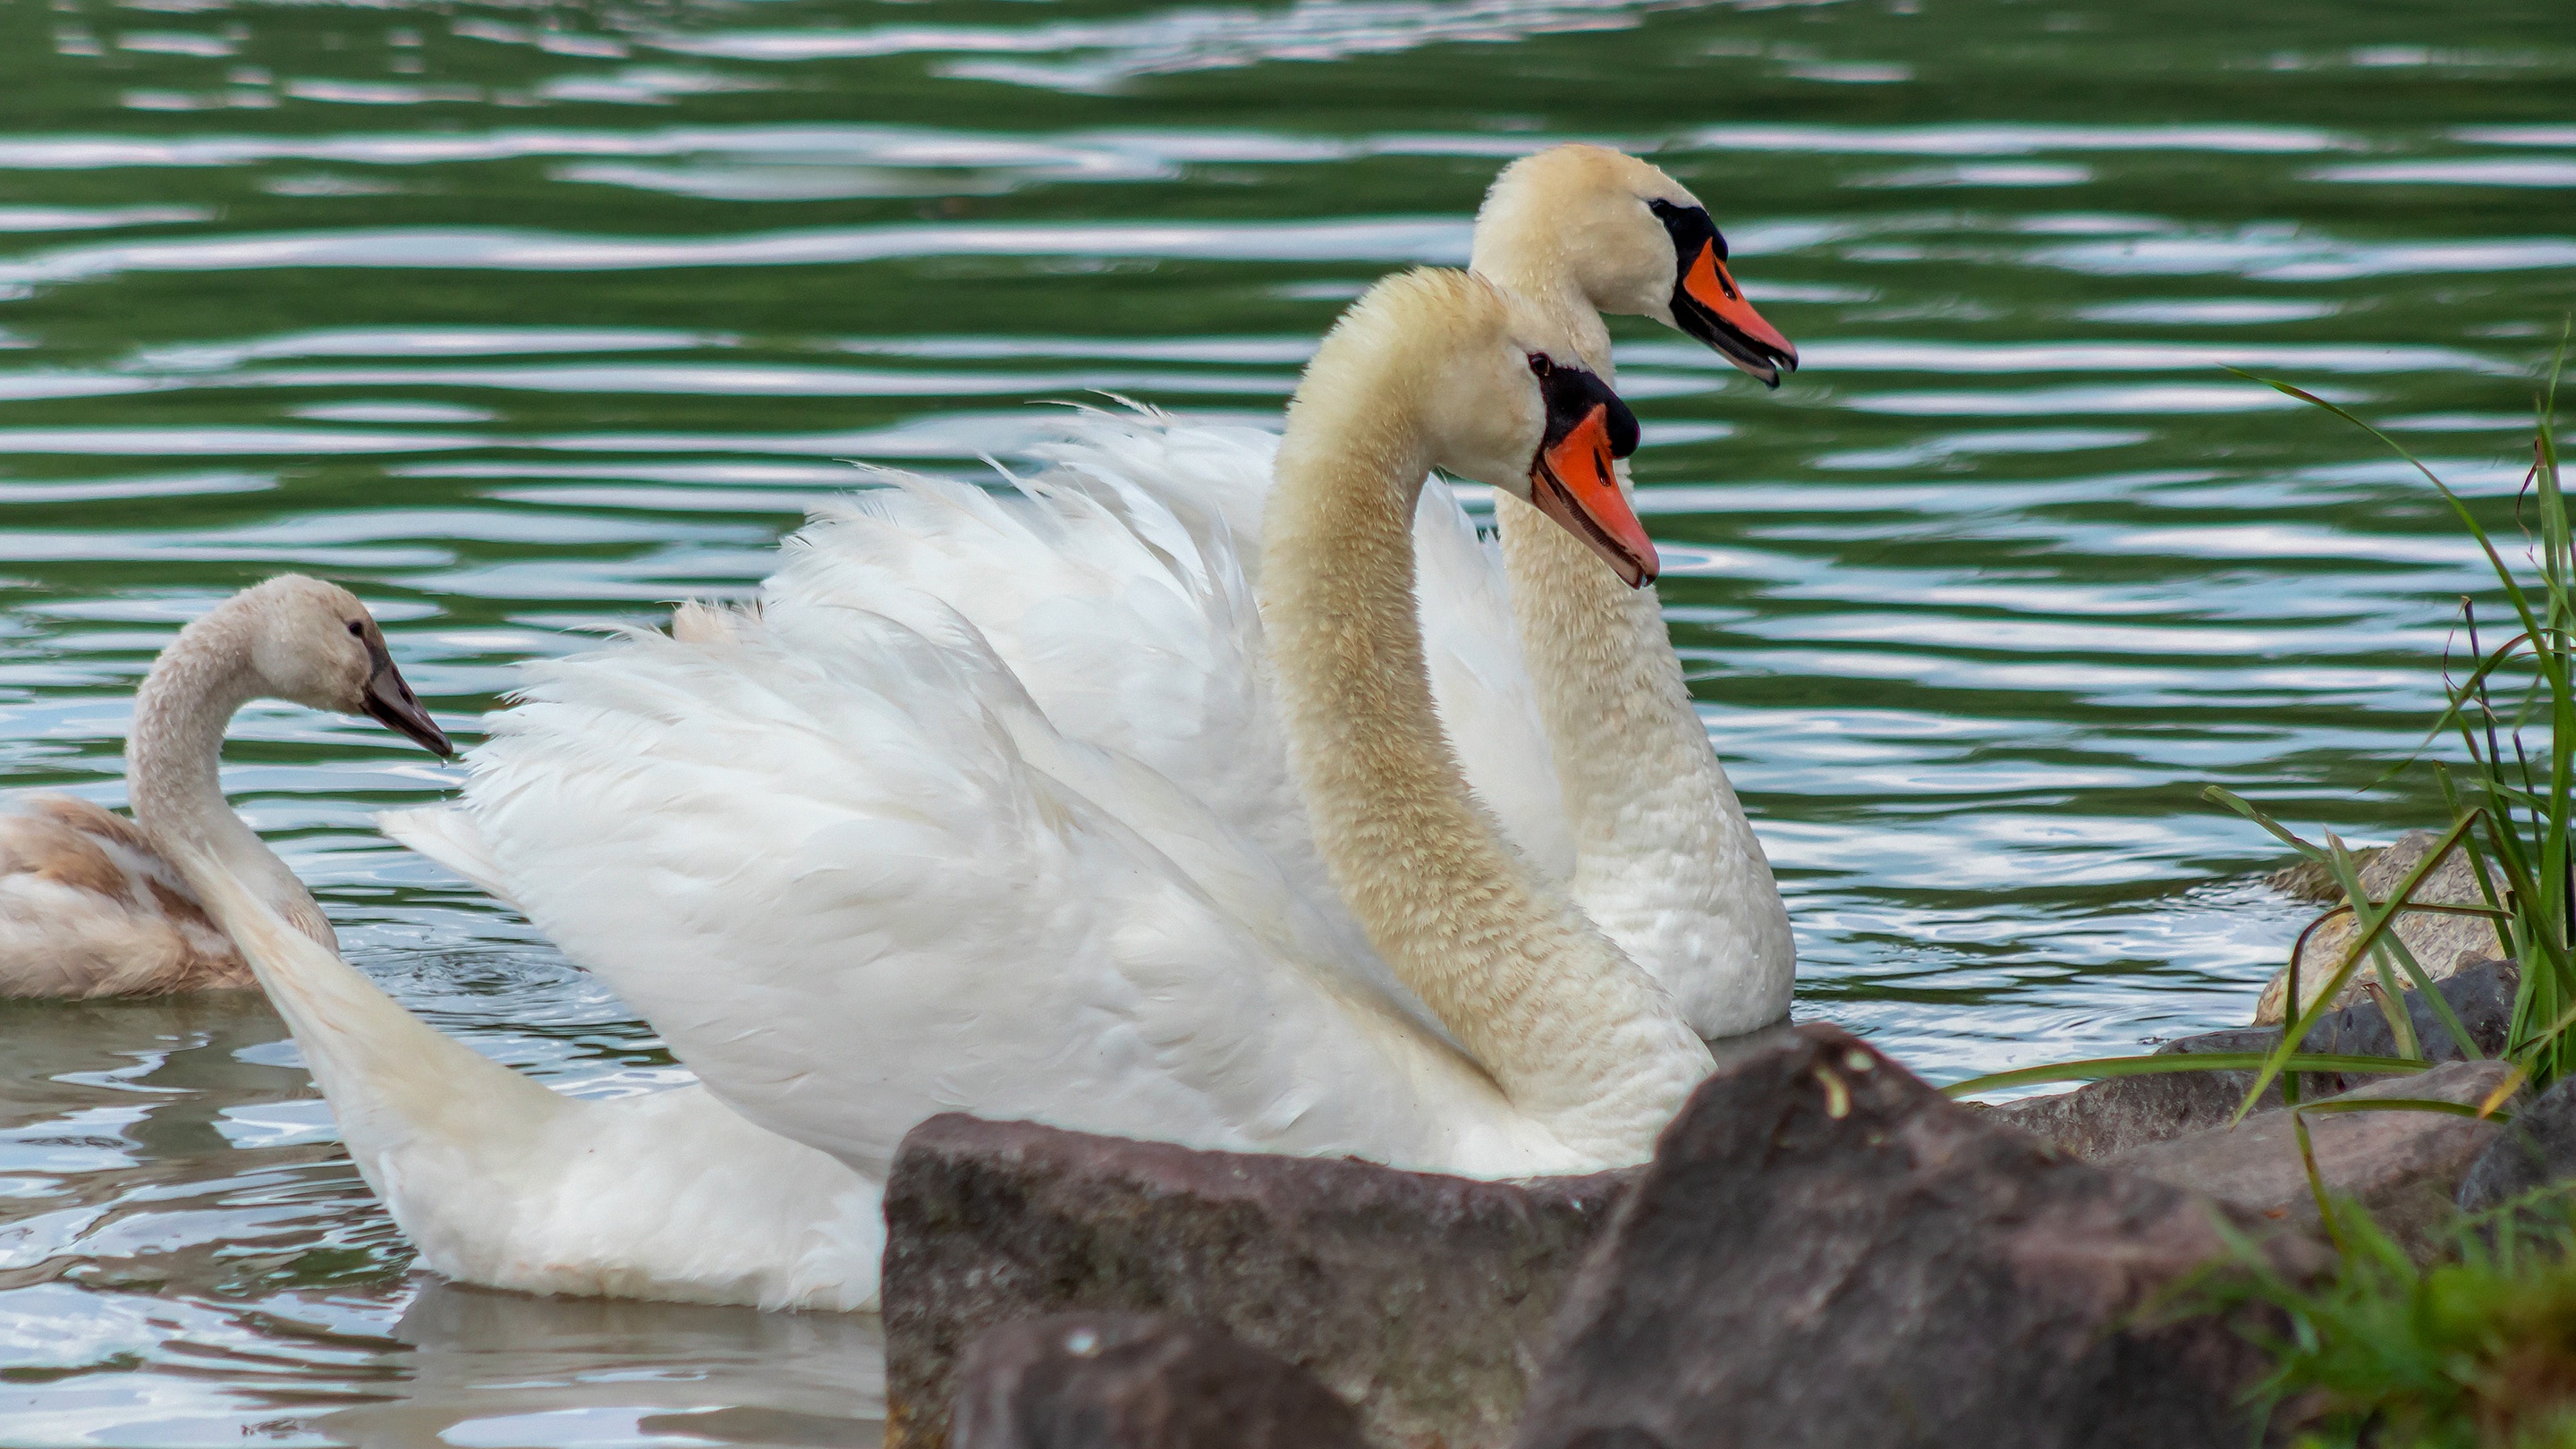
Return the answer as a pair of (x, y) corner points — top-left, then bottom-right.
(117, 580), (885, 1310)
(427, 270), (1712, 1192)
(0, 577), (450, 997)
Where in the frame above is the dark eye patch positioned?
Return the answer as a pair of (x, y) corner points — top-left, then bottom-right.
(1646, 197), (1728, 264)
(1536, 363), (1641, 460)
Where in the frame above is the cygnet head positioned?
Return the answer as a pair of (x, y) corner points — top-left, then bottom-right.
(1294, 267), (1656, 587)
(1470, 143), (1800, 387)
(218, 575), (453, 757)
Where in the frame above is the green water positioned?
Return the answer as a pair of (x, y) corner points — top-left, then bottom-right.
(0, 0), (2571, 1441)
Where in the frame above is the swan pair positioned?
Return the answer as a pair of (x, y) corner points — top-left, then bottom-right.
(14, 145), (1800, 1312)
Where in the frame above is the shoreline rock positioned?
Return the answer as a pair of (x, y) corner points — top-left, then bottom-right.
(1987, 960), (2517, 1164)
(1513, 1024), (2318, 1449)
(2106, 1058), (2521, 1255)
(952, 1312), (1366, 1449)
(2458, 1072), (2576, 1214)
(879, 1115), (1631, 1449)
(2257, 831), (2506, 1024)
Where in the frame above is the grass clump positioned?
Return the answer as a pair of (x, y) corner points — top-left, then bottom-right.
(2190, 1191), (2576, 1448)
(2212, 348), (2573, 1091)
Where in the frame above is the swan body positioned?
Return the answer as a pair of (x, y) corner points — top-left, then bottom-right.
(89, 577), (878, 1310)
(184, 860), (882, 1310)
(417, 270), (1708, 1190)
(0, 794), (250, 996)
(390, 144), (1802, 1040)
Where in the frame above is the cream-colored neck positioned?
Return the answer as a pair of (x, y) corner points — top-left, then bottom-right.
(1261, 347), (1708, 1161)
(130, 605), (337, 949)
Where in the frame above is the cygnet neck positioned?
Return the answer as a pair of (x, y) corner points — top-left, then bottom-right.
(131, 603), (335, 949)
(1260, 288), (1708, 1161)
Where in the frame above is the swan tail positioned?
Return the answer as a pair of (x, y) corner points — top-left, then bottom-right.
(377, 805), (521, 909)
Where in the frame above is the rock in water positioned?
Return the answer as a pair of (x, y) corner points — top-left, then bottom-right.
(880, 1114), (1631, 1449)
(2458, 1073), (2576, 1214)
(952, 1313), (1366, 1449)
(1989, 960), (2518, 1163)
(2106, 1058), (2519, 1255)
(1513, 1025), (2302, 1449)
(2257, 830), (2505, 1024)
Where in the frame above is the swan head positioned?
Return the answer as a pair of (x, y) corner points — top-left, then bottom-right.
(1471, 144), (1799, 387)
(226, 575), (453, 758)
(1297, 267), (1657, 587)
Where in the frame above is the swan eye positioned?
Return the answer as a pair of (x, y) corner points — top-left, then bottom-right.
(346, 620), (365, 637)
(1527, 352), (1554, 377)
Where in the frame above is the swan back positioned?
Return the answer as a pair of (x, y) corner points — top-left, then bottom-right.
(0, 795), (247, 996)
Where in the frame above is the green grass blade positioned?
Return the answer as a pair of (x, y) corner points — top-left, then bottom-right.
(1943, 1052), (2428, 1099)
(2203, 785), (2327, 860)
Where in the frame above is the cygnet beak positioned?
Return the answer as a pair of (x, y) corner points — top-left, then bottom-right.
(362, 650), (453, 758)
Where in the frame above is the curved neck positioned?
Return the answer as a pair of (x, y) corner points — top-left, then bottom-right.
(131, 607), (333, 947)
(1471, 240), (1785, 1021)
(1260, 355), (1708, 1160)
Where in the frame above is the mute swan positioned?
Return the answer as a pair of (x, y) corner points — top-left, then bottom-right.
(387, 144), (1803, 1041)
(97, 579), (882, 1309)
(428, 269), (1712, 1188)
(0, 576), (450, 998)
(1463, 144), (1800, 1038)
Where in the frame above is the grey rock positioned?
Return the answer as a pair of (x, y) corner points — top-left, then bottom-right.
(1513, 1024), (2311, 1449)
(2267, 847), (2388, 903)
(2258, 830), (2505, 1024)
(1988, 961), (2517, 1163)
(2108, 1058), (2521, 1252)
(880, 1114), (1631, 1449)
(952, 1313), (1365, 1449)
(2458, 1073), (2576, 1213)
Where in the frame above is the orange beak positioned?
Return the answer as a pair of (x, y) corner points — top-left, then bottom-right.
(1530, 404), (1658, 588)
(1679, 242), (1799, 387)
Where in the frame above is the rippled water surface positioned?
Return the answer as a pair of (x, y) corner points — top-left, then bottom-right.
(3, 0), (2572, 1441)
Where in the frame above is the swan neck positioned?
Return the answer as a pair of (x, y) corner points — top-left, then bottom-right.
(1261, 357), (1707, 1160)
(1469, 235), (1615, 378)
(131, 607), (331, 945)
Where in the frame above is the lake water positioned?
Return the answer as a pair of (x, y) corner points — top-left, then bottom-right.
(1, 0), (2570, 1442)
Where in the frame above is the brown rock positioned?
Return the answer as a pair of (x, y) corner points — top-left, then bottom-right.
(952, 1313), (1366, 1449)
(2257, 831), (2505, 1024)
(880, 1115), (1632, 1449)
(1513, 1025), (2309, 1449)
(2107, 1058), (2520, 1252)
(1989, 961), (2518, 1162)
(2459, 1072), (2576, 1213)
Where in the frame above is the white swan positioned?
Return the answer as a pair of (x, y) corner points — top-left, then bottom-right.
(72, 577), (878, 1309)
(429, 269), (1712, 1190)
(389, 143), (1802, 1040)
(1464, 144), (1800, 1037)
(0, 576), (451, 998)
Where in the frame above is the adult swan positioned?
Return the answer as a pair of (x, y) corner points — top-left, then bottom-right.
(436, 270), (1712, 1182)
(391, 144), (1803, 1041)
